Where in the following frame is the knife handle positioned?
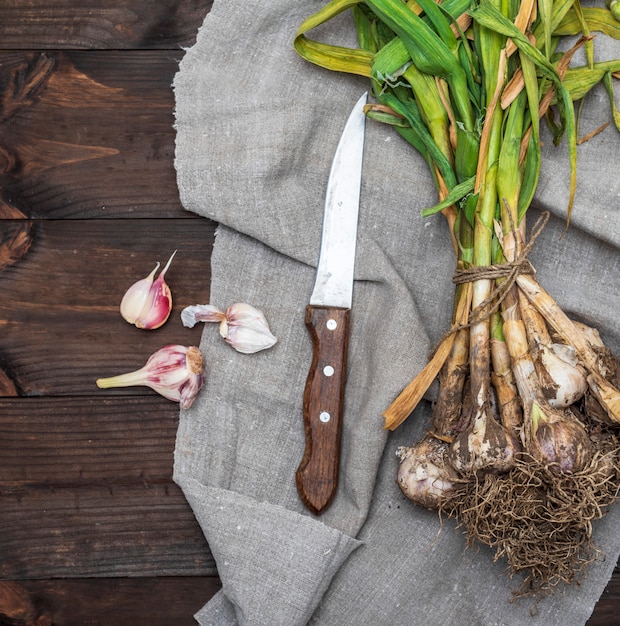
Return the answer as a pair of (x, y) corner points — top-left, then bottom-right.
(296, 305), (350, 515)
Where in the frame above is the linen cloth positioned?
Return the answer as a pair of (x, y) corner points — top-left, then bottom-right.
(173, 2), (620, 624)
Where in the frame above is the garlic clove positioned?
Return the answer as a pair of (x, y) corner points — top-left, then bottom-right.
(221, 303), (277, 354)
(181, 302), (277, 354)
(96, 344), (205, 409)
(120, 251), (176, 330)
(120, 262), (160, 325)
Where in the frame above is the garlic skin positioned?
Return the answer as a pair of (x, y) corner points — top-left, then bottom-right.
(120, 251), (176, 329)
(96, 344), (205, 409)
(181, 302), (277, 354)
(180, 304), (225, 327)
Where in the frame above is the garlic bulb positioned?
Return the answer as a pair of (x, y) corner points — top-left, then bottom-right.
(181, 302), (277, 354)
(529, 400), (593, 473)
(120, 251), (176, 329)
(536, 343), (588, 409)
(96, 344), (205, 409)
(449, 404), (521, 474)
(397, 437), (458, 509)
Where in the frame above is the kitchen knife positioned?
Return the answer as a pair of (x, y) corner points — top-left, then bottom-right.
(296, 92), (367, 515)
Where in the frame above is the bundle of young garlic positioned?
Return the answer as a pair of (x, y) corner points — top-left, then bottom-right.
(295, 0), (620, 595)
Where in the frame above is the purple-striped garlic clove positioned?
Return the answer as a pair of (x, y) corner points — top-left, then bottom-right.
(120, 251), (176, 329)
(96, 344), (205, 409)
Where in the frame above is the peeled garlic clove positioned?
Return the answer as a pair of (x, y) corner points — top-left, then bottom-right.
(96, 344), (205, 409)
(120, 251), (176, 329)
(397, 437), (457, 510)
(221, 303), (277, 354)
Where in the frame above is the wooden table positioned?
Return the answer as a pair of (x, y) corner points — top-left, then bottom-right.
(0, 2), (617, 624)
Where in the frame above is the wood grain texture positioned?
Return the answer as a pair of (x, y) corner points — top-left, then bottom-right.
(0, 1), (213, 49)
(0, 397), (216, 579)
(0, 581), (46, 626)
(297, 305), (350, 515)
(589, 573), (620, 625)
(0, 2), (220, 621)
(0, 51), (189, 219)
(1, 483), (215, 578)
(1, 396), (185, 486)
(1, 578), (222, 626)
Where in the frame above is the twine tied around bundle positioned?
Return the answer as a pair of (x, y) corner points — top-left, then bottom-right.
(448, 210), (549, 334)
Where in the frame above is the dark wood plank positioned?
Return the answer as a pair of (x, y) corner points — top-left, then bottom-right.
(1, 396), (184, 486)
(0, 1), (213, 50)
(589, 570), (620, 624)
(1, 397), (215, 579)
(0, 0), (222, 618)
(0, 218), (214, 396)
(0, 577), (222, 626)
(0, 51), (194, 219)
(1, 482), (215, 578)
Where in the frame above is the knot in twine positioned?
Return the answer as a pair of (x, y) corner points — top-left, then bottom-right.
(448, 211), (549, 331)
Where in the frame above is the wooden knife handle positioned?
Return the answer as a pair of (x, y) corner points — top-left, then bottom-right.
(296, 305), (350, 515)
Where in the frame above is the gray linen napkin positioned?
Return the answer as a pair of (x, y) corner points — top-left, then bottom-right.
(173, 1), (620, 624)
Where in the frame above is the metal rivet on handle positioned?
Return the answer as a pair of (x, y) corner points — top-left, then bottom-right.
(326, 319), (337, 330)
(323, 365), (334, 377)
(320, 411), (331, 423)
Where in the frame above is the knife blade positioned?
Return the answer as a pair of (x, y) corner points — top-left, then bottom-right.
(296, 92), (367, 515)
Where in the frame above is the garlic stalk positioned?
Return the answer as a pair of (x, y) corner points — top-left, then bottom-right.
(516, 273), (620, 423)
(96, 344), (205, 409)
(181, 302), (277, 354)
(120, 251), (176, 329)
